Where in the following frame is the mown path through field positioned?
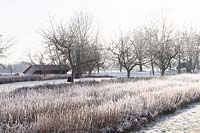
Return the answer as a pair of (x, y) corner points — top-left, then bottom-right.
(0, 79), (68, 92)
(0, 78), (112, 93)
(138, 102), (200, 133)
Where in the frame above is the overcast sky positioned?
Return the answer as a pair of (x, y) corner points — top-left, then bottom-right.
(1, 0), (200, 64)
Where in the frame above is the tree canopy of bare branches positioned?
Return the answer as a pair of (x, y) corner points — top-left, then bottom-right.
(109, 33), (140, 78)
(0, 35), (13, 68)
(42, 12), (102, 83)
(145, 20), (179, 76)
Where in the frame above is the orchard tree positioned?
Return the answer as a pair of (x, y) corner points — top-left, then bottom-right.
(148, 20), (179, 76)
(83, 41), (105, 76)
(0, 35), (12, 57)
(109, 33), (138, 78)
(28, 52), (48, 65)
(42, 12), (101, 83)
(0, 35), (13, 68)
(129, 29), (149, 72)
(143, 27), (159, 75)
(180, 30), (200, 72)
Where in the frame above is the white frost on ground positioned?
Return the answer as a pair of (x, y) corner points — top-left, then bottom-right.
(95, 70), (177, 77)
(139, 103), (200, 133)
(0, 77), (113, 93)
(0, 70), (177, 93)
(0, 73), (199, 132)
(0, 79), (68, 93)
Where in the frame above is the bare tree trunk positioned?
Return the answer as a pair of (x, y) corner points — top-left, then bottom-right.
(139, 59), (143, 72)
(120, 64), (122, 72)
(195, 53), (199, 69)
(177, 66), (181, 74)
(161, 69), (165, 76)
(169, 62), (172, 75)
(43, 66), (46, 78)
(71, 68), (75, 84)
(97, 66), (100, 74)
(127, 70), (131, 78)
(139, 64), (143, 72)
(177, 61), (181, 74)
(151, 61), (155, 75)
(10, 67), (12, 76)
(88, 70), (92, 76)
(177, 53), (181, 74)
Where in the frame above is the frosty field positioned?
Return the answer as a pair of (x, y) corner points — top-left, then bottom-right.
(0, 77), (112, 93)
(0, 74), (200, 132)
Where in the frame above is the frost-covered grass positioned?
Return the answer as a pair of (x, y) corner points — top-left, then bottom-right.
(0, 74), (200, 132)
(0, 74), (114, 85)
(0, 74), (68, 84)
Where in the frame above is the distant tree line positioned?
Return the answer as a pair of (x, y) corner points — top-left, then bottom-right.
(30, 12), (200, 82)
(109, 21), (200, 77)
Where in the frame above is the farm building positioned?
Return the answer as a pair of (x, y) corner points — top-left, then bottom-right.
(23, 65), (70, 75)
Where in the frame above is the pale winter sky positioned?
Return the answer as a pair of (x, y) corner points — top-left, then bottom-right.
(1, 0), (200, 64)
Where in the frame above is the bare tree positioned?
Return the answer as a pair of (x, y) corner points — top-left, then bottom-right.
(148, 20), (179, 76)
(42, 12), (101, 83)
(172, 31), (190, 73)
(46, 44), (67, 65)
(143, 27), (158, 75)
(28, 52), (51, 77)
(129, 29), (149, 72)
(0, 35), (13, 68)
(181, 30), (200, 72)
(6, 64), (14, 75)
(28, 52), (47, 65)
(109, 34), (138, 78)
(83, 42), (105, 76)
